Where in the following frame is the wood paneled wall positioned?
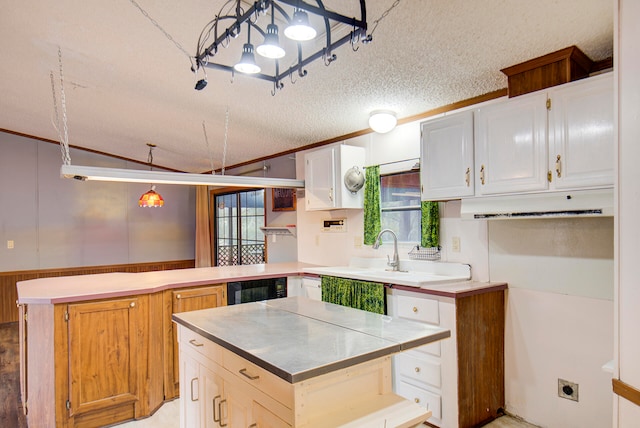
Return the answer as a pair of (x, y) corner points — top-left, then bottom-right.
(0, 260), (195, 324)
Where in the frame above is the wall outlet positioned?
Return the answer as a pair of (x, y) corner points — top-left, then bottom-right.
(452, 236), (461, 252)
(558, 378), (579, 402)
(354, 236), (363, 248)
(7, 240), (14, 249)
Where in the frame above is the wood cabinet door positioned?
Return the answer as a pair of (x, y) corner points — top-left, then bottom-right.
(421, 111), (475, 200)
(166, 285), (226, 399)
(548, 72), (614, 190)
(475, 93), (548, 195)
(67, 297), (140, 417)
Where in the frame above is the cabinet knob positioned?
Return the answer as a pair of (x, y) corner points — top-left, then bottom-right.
(415, 367), (421, 373)
(414, 398), (420, 404)
(176, 294), (181, 299)
(130, 302), (135, 308)
(412, 306), (418, 313)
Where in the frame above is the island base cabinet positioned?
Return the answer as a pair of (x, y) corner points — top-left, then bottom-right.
(177, 323), (428, 428)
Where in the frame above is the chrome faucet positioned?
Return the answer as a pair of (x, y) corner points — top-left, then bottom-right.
(373, 229), (400, 271)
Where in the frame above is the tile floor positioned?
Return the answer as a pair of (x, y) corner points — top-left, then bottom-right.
(114, 399), (540, 427)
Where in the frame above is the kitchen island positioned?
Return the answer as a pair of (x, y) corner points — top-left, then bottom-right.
(173, 296), (449, 427)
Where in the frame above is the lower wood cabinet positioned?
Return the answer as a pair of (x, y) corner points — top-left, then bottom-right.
(19, 283), (225, 427)
(21, 294), (164, 428)
(163, 284), (226, 399)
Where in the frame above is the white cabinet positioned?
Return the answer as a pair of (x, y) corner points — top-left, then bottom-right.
(548, 73), (614, 189)
(302, 276), (322, 301)
(387, 291), (451, 427)
(286, 276), (321, 301)
(304, 144), (365, 210)
(474, 73), (613, 196)
(178, 325), (292, 428)
(387, 287), (505, 428)
(420, 111), (475, 200)
(474, 93), (548, 195)
(177, 321), (429, 427)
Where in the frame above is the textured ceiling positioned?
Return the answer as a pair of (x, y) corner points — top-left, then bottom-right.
(0, 0), (613, 173)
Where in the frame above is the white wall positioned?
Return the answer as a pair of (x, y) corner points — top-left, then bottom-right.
(0, 132), (196, 271)
(489, 218), (614, 427)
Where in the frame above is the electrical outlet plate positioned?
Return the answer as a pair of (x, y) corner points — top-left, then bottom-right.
(558, 378), (579, 402)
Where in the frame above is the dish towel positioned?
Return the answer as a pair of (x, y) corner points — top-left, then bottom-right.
(421, 201), (440, 248)
(321, 276), (385, 314)
(363, 165), (381, 245)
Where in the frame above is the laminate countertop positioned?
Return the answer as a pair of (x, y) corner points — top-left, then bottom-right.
(16, 262), (319, 304)
(17, 260), (506, 304)
(172, 296), (451, 383)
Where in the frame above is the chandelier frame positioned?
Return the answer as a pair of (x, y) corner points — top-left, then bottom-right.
(193, 0), (368, 92)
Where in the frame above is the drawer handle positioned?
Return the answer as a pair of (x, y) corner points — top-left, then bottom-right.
(213, 395), (221, 423)
(415, 367), (421, 373)
(412, 306), (418, 313)
(190, 377), (199, 401)
(219, 398), (228, 427)
(189, 339), (204, 347)
(239, 368), (260, 380)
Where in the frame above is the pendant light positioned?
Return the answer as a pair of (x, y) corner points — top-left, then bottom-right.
(234, 23), (261, 74)
(284, 9), (317, 41)
(257, 3), (285, 59)
(139, 144), (164, 207)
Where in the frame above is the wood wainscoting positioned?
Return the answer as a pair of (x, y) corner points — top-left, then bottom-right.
(0, 260), (195, 324)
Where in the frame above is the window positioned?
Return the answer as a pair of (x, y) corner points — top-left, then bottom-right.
(213, 189), (265, 266)
(380, 171), (421, 243)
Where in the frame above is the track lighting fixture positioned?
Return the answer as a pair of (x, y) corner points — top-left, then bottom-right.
(193, 1), (369, 93)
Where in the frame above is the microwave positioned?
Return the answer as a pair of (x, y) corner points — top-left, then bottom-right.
(227, 277), (287, 305)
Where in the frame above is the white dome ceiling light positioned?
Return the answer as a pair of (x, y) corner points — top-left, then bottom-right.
(369, 110), (397, 133)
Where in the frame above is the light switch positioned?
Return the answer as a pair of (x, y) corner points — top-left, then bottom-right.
(7, 240), (15, 249)
(452, 236), (460, 252)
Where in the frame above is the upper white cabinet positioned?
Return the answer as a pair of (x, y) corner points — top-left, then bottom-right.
(475, 93), (549, 195)
(304, 144), (365, 210)
(548, 73), (614, 189)
(420, 111), (474, 200)
(474, 72), (613, 196)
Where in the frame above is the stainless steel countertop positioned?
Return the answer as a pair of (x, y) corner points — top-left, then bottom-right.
(172, 297), (450, 383)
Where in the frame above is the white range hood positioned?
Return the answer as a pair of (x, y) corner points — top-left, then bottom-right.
(460, 188), (614, 219)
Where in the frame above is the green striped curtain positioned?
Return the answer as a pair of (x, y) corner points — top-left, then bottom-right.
(421, 201), (440, 248)
(363, 165), (381, 245)
(321, 276), (385, 314)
